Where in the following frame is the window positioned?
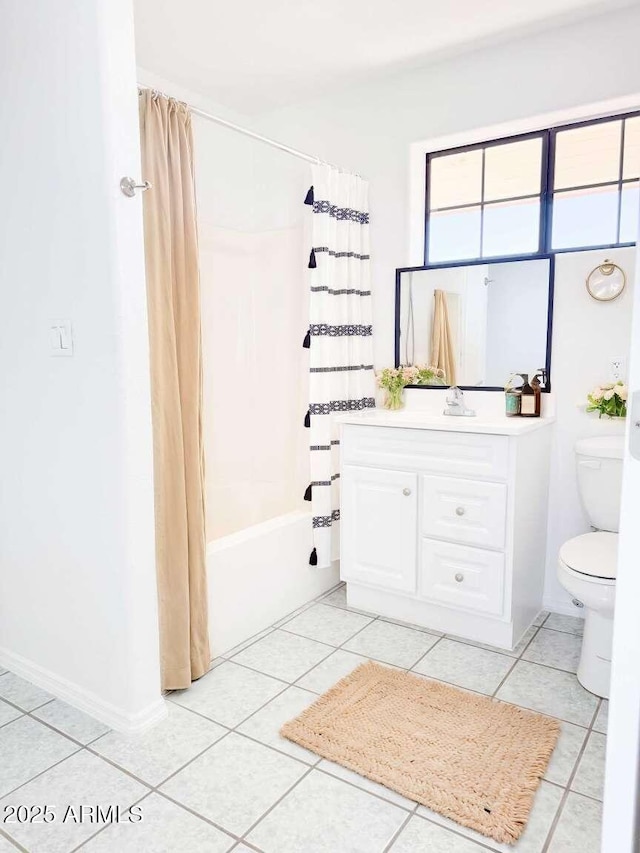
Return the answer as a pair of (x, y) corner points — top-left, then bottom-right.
(425, 113), (639, 264)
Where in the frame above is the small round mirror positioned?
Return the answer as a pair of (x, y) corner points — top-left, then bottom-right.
(586, 260), (626, 302)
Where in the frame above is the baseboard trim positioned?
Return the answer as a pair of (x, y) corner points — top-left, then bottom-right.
(0, 647), (167, 733)
(543, 596), (586, 618)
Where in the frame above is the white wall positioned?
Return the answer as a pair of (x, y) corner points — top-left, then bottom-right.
(602, 237), (640, 853)
(252, 6), (640, 369)
(543, 247), (634, 611)
(136, 10), (640, 615)
(250, 6), (640, 612)
(0, 0), (163, 730)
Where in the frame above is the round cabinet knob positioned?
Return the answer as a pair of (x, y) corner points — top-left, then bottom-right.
(455, 506), (466, 516)
(402, 488), (411, 496)
(455, 573), (464, 583)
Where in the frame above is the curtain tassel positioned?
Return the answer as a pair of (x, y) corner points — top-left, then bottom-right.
(308, 248), (317, 269)
(304, 185), (314, 205)
(303, 484), (312, 501)
(309, 548), (318, 566)
(304, 409), (310, 428)
(302, 328), (311, 349)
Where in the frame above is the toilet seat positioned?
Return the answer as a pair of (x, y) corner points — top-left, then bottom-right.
(559, 532), (618, 581)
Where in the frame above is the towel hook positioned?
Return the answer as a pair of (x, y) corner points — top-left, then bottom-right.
(120, 176), (152, 198)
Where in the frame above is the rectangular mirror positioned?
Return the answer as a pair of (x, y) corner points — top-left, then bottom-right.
(395, 256), (554, 390)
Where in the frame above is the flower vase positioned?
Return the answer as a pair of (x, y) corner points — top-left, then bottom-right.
(383, 387), (405, 411)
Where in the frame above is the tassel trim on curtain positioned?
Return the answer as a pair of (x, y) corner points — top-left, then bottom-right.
(305, 165), (375, 569)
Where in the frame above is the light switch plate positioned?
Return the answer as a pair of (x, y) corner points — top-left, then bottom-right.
(49, 319), (73, 357)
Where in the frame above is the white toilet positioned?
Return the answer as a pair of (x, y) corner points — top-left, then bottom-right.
(557, 435), (624, 698)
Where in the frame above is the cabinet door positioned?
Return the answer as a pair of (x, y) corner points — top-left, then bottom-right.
(341, 465), (417, 592)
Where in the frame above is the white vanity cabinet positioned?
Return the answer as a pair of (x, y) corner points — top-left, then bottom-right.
(340, 414), (553, 650)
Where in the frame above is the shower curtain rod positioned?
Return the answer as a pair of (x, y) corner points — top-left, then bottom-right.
(138, 85), (323, 166)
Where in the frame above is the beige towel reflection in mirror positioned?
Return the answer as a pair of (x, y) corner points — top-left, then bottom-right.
(430, 289), (457, 386)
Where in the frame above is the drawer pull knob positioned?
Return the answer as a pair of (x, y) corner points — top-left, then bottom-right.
(455, 572), (464, 583)
(402, 488), (412, 496)
(455, 506), (466, 516)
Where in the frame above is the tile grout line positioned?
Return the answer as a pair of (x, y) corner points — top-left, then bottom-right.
(408, 811), (502, 853)
(0, 825), (28, 853)
(312, 764), (416, 814)
(490, 624), (543, 700)
(412, 616), (592, 853)
(73, 728), (264, 851)
(153, 788), (245, 846)
(404, 634), (448, 674)
(2, 712), (242, 848)
(4, 620), (600, 772)
(542, 776), (604, 805)
(179, 609), (594, 738)
(0, 744), (85, 802)
(215, 580), (345, 661)
(120, 601), (596, 821)
(155, 607), (480, 831)
(237, 764), (316, 846)
(539, 696), (605, 853)
(288, 610), (445, 674)
(230, 841), (264, 853)
(230, 605), (602, 850)
(69, 790), (155, 852)
(0, 594), (595, 853)
(502, 656), (585, 679)
(381, 811), (414, 853)
(375, 615), (444, 637)
(65, 671), (332, 849)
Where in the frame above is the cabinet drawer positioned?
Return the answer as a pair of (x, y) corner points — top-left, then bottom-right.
(421, 475), (507, 549)
(420, 538), (505, 616)
(341, 425), (508, 481)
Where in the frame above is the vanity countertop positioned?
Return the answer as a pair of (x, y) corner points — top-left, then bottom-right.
(338, 409), (555, 436)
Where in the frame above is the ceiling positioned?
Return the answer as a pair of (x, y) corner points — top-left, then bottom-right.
(134, 0), (635, 114)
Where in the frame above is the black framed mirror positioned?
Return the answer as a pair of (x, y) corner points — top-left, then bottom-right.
(395, 254), (554, 391)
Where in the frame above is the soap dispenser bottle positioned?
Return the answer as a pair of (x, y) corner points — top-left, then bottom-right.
(518, 374), (537, 417)
(519, 373), (542, 417)
(529, 369), (545, 417)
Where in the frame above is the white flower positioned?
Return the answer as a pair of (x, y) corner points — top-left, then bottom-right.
(603, 388), (615, 401)
(617, 384), (628, 401)
(590, 387), (604, 401)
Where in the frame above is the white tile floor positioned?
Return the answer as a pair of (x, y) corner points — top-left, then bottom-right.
(0, 584), (606, 853)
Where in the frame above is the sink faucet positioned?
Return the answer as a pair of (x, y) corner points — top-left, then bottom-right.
(443, 386), (476, 417)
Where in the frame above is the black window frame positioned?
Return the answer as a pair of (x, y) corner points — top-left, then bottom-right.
(424, 110), (640, 267)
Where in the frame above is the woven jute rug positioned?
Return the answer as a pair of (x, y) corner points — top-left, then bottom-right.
(280, 661), (559, 845)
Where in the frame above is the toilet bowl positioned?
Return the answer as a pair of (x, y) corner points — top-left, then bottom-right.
(557, 435), (623, 699)
(558, 532), (617, 697)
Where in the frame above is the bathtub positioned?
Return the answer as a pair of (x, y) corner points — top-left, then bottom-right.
(207, 510), (340, 656)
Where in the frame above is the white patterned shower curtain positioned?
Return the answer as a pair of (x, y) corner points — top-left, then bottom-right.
(305, 164), (376, 569)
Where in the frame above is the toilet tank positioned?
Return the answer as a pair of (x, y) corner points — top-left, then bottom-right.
(575, 435), (624, 532)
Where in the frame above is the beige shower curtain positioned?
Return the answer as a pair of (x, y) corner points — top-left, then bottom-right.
(430, 289), (457, 386)
(139, 89), (210, 690)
